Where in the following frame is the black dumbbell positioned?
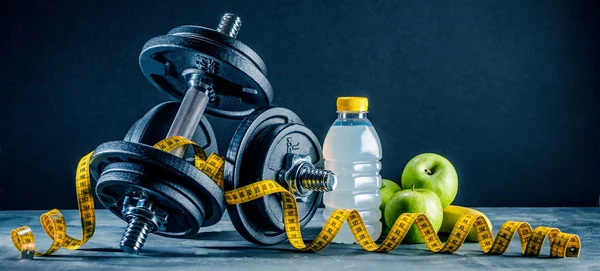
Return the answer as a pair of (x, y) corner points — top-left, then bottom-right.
(225, 107), (337, 245)
(91, 13), (272, 254)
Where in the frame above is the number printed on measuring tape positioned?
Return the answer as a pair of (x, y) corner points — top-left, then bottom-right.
(10, 136), (223, 258)
(224, 179), (581, 257)
(153, 136), (225, 187)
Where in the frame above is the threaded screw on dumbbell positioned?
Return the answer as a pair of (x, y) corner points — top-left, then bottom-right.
(217, 13), (242, 38)
(119, 197), (168, 255)
(279, 154), (336, 201)
(120, 218), (152, 254)
(298, 168), (336, 192)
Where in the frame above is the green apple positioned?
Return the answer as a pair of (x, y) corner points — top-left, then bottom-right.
(384, 185), (443, 243)
(379, 179), (402, 234)
(401, 153), (458, 208)
(380, 179), (402, 213)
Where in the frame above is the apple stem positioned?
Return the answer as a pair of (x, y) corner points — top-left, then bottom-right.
(411, 184), (414, 191)
(424, 169), (433, 175)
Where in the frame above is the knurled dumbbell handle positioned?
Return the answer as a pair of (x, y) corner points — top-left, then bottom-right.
(166, 82), (210, 157)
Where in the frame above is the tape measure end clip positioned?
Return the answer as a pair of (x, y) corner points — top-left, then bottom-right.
(20, 249), (34, 260)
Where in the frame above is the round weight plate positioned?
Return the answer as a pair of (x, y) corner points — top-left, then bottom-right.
(140, 26), (273, 119)
(167, 26), (267, 74)
(124, 101), (218, 159)
(242, 123), (323, 237)
(225, 107), (315, 245)
(91, 141), (226, 237)
(95, 162), (205, 238)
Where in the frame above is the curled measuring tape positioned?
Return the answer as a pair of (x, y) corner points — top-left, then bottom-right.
(10, 136), (223, 258)
(11, 152), (96, 258)
(224, 180), (581, 257)
(11, 136), (580, 258)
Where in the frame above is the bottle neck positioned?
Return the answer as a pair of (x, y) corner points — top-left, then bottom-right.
(337, 112), (368, 119)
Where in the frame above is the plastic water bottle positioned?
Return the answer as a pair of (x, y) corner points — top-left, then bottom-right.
(322, 97), (383, 244)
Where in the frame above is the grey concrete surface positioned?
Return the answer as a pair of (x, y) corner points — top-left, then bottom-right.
(0, 208), (598, 270)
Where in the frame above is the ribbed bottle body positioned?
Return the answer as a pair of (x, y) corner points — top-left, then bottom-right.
(322, 117), (382, 244)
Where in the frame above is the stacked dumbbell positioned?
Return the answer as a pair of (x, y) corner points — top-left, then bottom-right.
(90, 13), (336, 255)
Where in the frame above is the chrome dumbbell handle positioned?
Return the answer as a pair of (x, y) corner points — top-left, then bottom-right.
(166, 71), (214, 157)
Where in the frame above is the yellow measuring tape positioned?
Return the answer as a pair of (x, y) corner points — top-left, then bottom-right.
(225, 180), (580, 257)
(11, 136), (581, 259)
(10, 152), (96, 258)
(10, 136), (223, 258)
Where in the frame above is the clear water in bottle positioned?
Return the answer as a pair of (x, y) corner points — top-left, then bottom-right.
(322, 97), (382, 244)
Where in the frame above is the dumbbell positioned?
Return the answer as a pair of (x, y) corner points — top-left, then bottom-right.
(225, 107), (337, 245)
(90, 13), (272, 254)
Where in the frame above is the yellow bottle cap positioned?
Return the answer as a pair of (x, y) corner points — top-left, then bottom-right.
(336, 97), (369, 112)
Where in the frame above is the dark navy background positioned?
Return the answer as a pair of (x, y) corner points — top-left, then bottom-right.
(1, 0), (598, 209)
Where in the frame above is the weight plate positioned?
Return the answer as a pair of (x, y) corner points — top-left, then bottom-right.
(91, 141), (226, 237)
(124, 101), (218, 159)
(95, 162), (206, 238)
(140, 26), (273, 119)
(168, 26), (267, 74)
(242, 123), (323, 239)
(226, 107), (321, 245)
